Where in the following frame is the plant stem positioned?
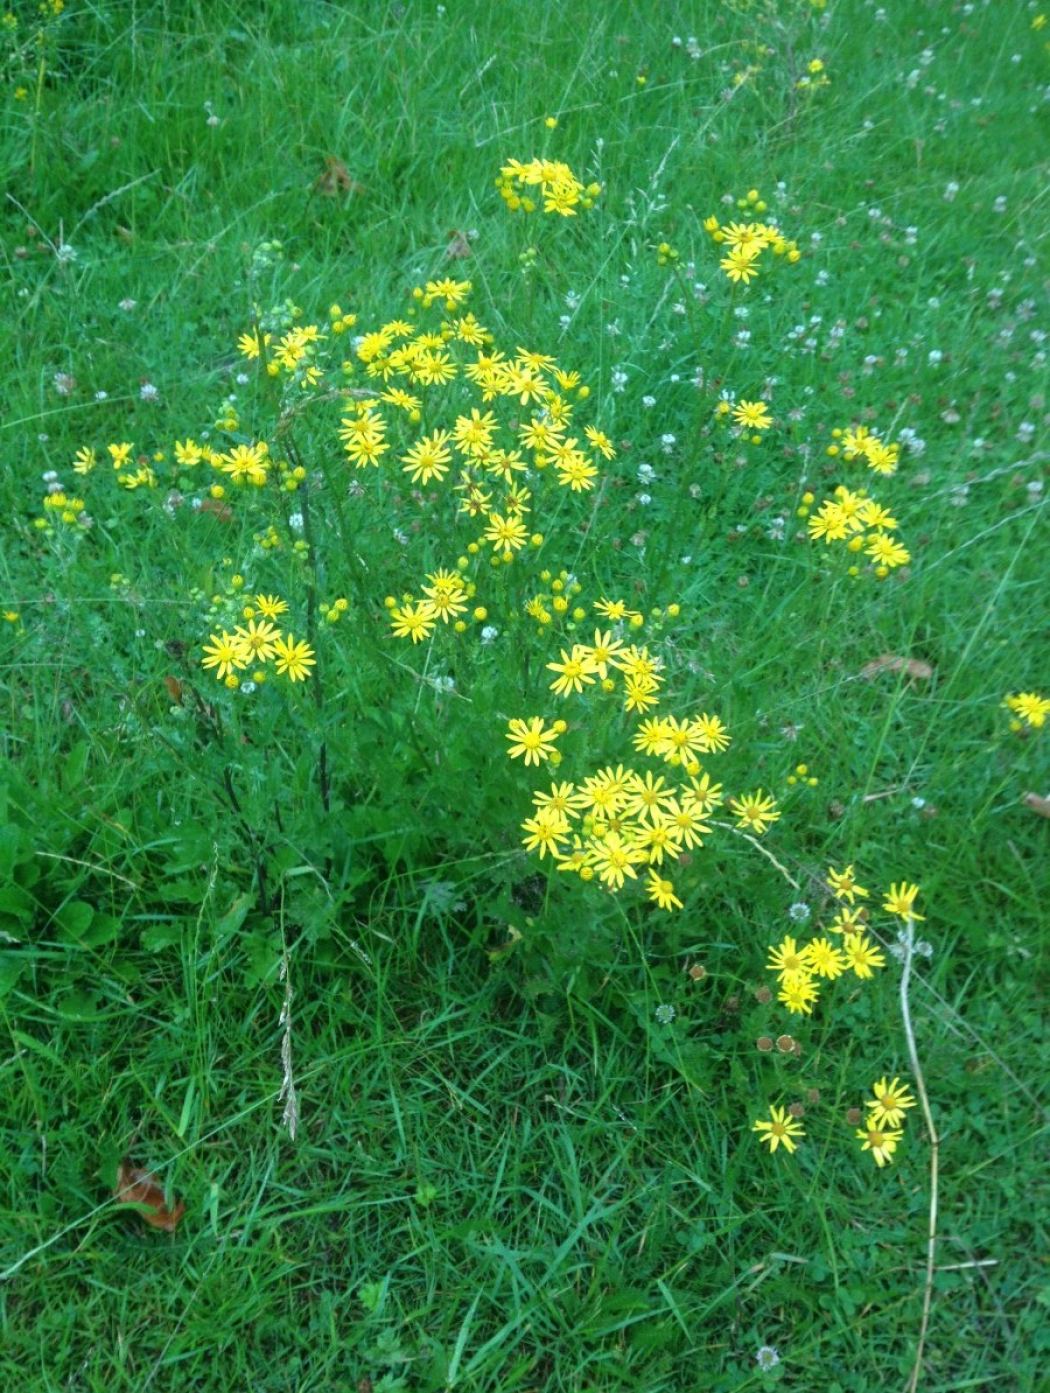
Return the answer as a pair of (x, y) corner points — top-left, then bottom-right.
(900, 915), (940, 1393)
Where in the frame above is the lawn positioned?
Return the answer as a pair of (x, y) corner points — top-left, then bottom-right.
(0, 1), (1047, 1389)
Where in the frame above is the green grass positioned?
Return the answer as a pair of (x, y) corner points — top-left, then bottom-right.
(1, 1), (1048, 1389)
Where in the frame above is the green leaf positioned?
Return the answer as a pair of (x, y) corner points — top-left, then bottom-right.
(55, 900), (95, 943)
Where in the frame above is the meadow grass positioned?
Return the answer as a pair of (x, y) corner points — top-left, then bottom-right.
(0, 1), (1047, 1389)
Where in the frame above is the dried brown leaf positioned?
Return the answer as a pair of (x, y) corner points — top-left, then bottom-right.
(859, 653), (934, 681)
(315, 157), (365, 197)
(114, 1159), (185, 1231)
(1022, 791), (1050, 819)
(199, 497), (233, 523)
(445, 229), (473, 260)
(163, 676), (184, 704)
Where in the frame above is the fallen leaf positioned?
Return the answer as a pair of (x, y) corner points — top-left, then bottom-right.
(199, 497), (232, 523)
(1022, 792), (1050, 819)
(860, 654), (934, 681)
(114, 1159), (185, 1232)
(446, 228), (473, 260)
(314, 156), (365, 197)
(163, 676), (184, 704)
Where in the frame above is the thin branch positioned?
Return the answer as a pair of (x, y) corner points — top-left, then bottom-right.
(712, 821), (801, 889)
(900, 915), (940, 1393)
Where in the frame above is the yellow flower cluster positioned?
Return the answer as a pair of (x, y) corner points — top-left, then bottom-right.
(331, 286), (609, 572)
(856, 1074), (916, 1167)
(1004, 691), (1050, 730)
(38, 491), (86, 527)
(803, 485), (911, 577)
(237, 322), (327, 386)
(385, 568), (478, 643)
(765, 865), (888, 1015)
(502, 578), (787, 909)
(511, 752), (725, 911)
(827, 423), (900, 476)
(703, 190), (801, 284)
(497, 158), (601, 217)
(200, 593), (316, 687)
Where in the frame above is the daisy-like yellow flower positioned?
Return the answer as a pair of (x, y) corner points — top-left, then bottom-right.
(237, 329), (271, 360)
(72, 446), (97, 475)
(808, 503), (849, 543)
(842, 932), (886, 979)
(588, 830), (647, 890)
(689, 712), (731, 753)
(766, 935), (815, 982)
(421, 570), (468, 624)
(661, 797), (710, 849)
(272, 634), (316, 682)
(520, 809), (569, 860)
(828, 905), (867, 936)
(390, 600), (438, 644)
(866, 1076), (917, 1128)
(632, 717), (671, 757)
(1005, 691), (1050, 729)
(201, 630), (249, 680)
(646, 871), (683, 911)
(752, 1103), (805, 1155)
(483, 512), (529, 553)
(578, 629), (624, 680)
(778, 974), (820, 1015)
(720, 245), (760, 283)
(882, 882), (924, 921)
(624, 676), (660, 714)
(683, 771), (723, 814)
(108, 441), (133, 467)
(826, 864), (869, 904)
(547, 646), (598, 697)
(533, 781), (587, 817)
(234, 618), (280, 662)
(505, 716), (563, 766)
(729, 790), (781, 834)
(254, 594), (289, 620)
(594, 597), (638, 623)
(806, 937), (848, 980)
(584, 425), (616, 459)
(401, 430), (453, 486)
(865, 531), (910, 569)
(731, 399), (772, 431)
(856, 1115), (903, 1167)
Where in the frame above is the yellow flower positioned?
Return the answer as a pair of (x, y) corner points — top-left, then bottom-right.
(505, 717), (562, 767)
(272, 634), (316, 682)
(390, 601), (438, 644)
(521, 809), (569, 860)
(1005, 691), (1050, 728)
(201, 631), (249, 680)
(882, 882), (924, 921)
(766, 936), (815, 982)
(731, 399), (772, 431)
(866, 1077), (916, 1128)
(752, 1103), (805, 1155)
(729, 790), (780, 834)
(646, 871), (683, 911)
(856, 1116), (903, 1167)
(826, 864), (869, 904)
(842, 932), (886, 979)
